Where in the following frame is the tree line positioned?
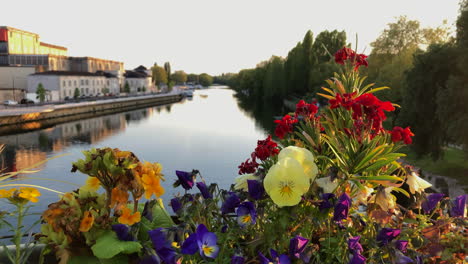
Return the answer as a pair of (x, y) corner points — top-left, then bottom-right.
(151, 62), (214, 87)
(217, 1), (468, 160)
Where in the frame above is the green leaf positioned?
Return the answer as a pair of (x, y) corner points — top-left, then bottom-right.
(68, 255), (101, 264)
(91, 231), (142, 259)
(152, 199), (175, 228)
(353, 175), (403, 182)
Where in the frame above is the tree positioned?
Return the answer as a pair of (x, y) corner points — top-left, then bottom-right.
(124, 81), (130, 93)
(199, 73), (213, 87)
(74, 87), (80, 98)
(102, 87), (109, 95)
(36, 83), (46, 102)
(152, 66), (168, 85)
(171, 70), (187, 84)
(164, 62), (171, 83)
(187, 73), (199, 83)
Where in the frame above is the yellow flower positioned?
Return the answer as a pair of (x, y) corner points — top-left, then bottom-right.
(81, 176), (101, 191)
(234, 174), (259, 191)
(142, 174), (165, 199)
(79, 211), (94, 232)
(263, 157), (310, 207)
(118, 207), (141, 226)
(0, 188), (15, 198)
(406, 171), (431, 194)
(278, 146), (318, 181)
(18, 187), (41, 203)
(110, 187), (129, 209)
(373, 187), (396, 211)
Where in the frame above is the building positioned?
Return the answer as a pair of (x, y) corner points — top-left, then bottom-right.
(0, 26), (125, 101)
(123, 66), (153, 94)
(27, 71), (120, 101)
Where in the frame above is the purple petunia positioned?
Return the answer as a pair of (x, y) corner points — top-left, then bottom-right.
(395, 251), (413, 264)
(348, 236), (363, 254)
(319, 193), (335, 211)
(247, 179), (265, 200)
(231, 255), (245, 264)
(421, 193), (444, 214)
(221, 192), (241, 214)
(175, 170), (194, 190)
(196, 182), (213, 199)
(333, 193), (351, 222)
(259, 249), (291, 264)
(289, 235), (309, 259)
(237, 201), (257, 227)
(395, 240), (408, 253)
(170, 197), (182, 214)
(112, 224), (134, 241)
(148, 228), (177, 264)
(377, 228), (400, 246)
(181, 224), (219, 259)
(450, 194), (467, 217)
(349, 253), (366, 264)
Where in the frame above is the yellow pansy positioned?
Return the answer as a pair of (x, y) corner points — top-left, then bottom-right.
(234, 174), (259, 191)
(18, 187), (41, 203)
(406, 172), (432, 194)
(278, 146), (318, 181)
(263, 157), (310, 207)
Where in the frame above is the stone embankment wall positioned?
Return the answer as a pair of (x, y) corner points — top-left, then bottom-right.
(0, 94), (182, 135)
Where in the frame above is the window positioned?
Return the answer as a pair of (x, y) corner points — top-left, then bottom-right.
(68, 80), (71, 86)
(63, 81), (66, 87)
(85, 80), (89, 85)
(86, 88), (89, 94)
(74, 80), (77, 86)
(107, 80), (109, 86)
(80, 80), (84, 85)
(92, 80), (95, 86)
(81, 88), (84, 94)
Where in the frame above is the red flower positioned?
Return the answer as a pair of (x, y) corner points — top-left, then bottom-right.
(350, 53), (369, 71)
(390, 126), (414, 144)
(334, 47), (355, 65)
(295, 100), (318, 119)
(329, 94), (342, 109)
(238, 153), (259, 175)
(254, 135), (279, 161)
(274, 115), (298, 139)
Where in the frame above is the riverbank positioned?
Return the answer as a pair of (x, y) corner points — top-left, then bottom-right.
(0, 91), (183, 135)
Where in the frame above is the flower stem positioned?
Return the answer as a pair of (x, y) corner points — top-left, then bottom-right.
(14, 203), (24, 264)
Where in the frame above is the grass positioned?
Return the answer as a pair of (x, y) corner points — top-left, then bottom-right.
(402, 147), (468, 187)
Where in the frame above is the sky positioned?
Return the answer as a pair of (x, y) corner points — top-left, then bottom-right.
(3, 0), (461, 75)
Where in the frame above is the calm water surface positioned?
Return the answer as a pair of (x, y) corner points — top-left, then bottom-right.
(0, 87), (269, 233)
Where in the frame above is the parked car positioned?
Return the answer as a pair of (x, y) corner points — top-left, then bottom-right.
(20, 99), (35, 104)
(3, 100), (18, 105)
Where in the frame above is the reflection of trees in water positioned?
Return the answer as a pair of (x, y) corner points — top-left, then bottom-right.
(38, 132), (52, 151)
(233, 92), (286, 136)
(165, 105), (172, 113)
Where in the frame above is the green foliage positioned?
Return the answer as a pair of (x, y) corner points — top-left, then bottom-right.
(198, 73), (213, 87)
(74, 88), (80, 98)
(164, 62), (171, 82)
(91, 231), (142, 259)
(36, 83), (46, 102)
(124, 82), (130, 94)
(151, 65), (168, 85)
(171, 70), (187, 84)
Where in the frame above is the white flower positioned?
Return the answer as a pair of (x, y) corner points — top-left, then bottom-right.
(373, 187), (397, 211)
(315, 176), (338, 193)
(234, 174), (259, 191)
(406, 171), (432, 194)
(354, 185), (374, 205)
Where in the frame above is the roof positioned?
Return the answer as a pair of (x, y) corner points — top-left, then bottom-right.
(124, 70), (148, 78)
(68, 56), (123, 64)
(31, 71), (117, 78)
(39, 42), (68, 51)
(134, 65), (148, 71)
(0, 26), (39, 37)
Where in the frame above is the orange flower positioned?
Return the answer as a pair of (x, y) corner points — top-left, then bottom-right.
(79, 211), (94, 232)
(142, 174), (165, 199)
(18, 187), (41, 203)
(110, 187), (129, 209)
(0, 188), (14, 198)
(118, 207), (141, 226)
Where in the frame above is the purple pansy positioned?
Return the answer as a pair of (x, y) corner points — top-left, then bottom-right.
(259, 249), (291, 264)
(319, 193), (335, 211)
(221, 192), (241, 214)
(247, 179), (265, 200)
(349, 253), (366, 264)
(231, 255), (245, 264)
(421, 193), (444, 214)
(196, 182), (213, 199)
(395, 251), (413, 264)
(333, 193), (351, 222)
(377, 228), (401, 246)
(289, 235), (309, 259)
(175, 170), (194, 190)
(237, 201), (257, 226)
(170, 197), (182, 214)
(348, 236), (363, 254)
(112, 224), (134, 241)
(148, 228), (177, 264)
(451, 194), (466, 217)
(395, 240), (408, 253)
(181, 224), (219, 259)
